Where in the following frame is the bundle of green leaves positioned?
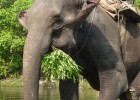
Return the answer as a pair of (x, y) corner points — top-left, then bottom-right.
(42, 47), (81, 82)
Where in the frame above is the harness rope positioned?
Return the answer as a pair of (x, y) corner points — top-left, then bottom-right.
(74, 7), (97, 57)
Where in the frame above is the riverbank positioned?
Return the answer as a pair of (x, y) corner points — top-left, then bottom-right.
(0, 76), (92, 89)
(0, 76), (23, 87)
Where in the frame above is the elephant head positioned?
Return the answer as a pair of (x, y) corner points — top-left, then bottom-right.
(19, 0), (99, 100)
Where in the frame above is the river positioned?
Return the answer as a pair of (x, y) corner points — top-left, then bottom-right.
(0, 86), (99, 100)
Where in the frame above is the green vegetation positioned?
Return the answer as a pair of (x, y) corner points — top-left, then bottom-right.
(0, 0), (33, 78)
(42, 47), (81, 82)
(136, 0), (140, 9)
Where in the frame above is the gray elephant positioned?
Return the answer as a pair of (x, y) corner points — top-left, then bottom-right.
(18, 0), (140, 100)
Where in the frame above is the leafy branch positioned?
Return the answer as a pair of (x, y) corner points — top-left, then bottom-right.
(42, 47), (81, 82)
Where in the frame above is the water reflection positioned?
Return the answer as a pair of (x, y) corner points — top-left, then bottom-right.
(0, 86), (98, 100)
(0, 87), (23, 100)
(39, 87), (60, 100)
(80, 88), (99, 100)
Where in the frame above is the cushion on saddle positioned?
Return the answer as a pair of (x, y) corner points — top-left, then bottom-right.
(99, 0), (140, 22)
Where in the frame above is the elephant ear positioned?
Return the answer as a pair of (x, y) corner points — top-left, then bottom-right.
(76, 0), (99, 26)
(18, 10), (28, 29)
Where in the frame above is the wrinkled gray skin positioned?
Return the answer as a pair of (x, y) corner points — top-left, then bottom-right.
(19, 0), (140, 100)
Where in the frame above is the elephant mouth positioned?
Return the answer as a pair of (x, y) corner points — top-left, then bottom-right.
(52, 38), (76, 51)
(51, 43), (77, 56)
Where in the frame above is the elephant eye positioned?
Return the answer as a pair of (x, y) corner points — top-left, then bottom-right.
(51, 15), (63, 30)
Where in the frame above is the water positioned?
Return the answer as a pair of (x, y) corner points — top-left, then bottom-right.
(0, 87), (98, 100)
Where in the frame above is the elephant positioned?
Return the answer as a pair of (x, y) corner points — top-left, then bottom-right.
(18, 0), (140, 100)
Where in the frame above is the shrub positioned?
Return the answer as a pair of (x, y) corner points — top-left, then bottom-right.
(136, 0), (140, 9)
(0, 0), (33, 77)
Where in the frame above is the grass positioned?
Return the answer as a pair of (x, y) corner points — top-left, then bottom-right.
(0, 76), (92, 89)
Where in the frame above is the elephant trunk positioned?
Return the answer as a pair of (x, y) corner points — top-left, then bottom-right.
(23, 29), (52, 100)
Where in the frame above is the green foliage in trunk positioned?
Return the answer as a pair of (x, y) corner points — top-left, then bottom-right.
(42, 47), (81, 82)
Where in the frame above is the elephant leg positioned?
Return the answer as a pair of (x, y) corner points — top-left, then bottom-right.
(127, 71), (140, 100)
(98, 60), (128, 100)
(59, 79), (79, 100)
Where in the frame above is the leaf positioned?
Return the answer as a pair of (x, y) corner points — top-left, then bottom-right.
(41, 47), (82, 82)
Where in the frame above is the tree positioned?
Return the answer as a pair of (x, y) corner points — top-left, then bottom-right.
(0, 0), (32, 77)
(136, 0), (140, 9)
